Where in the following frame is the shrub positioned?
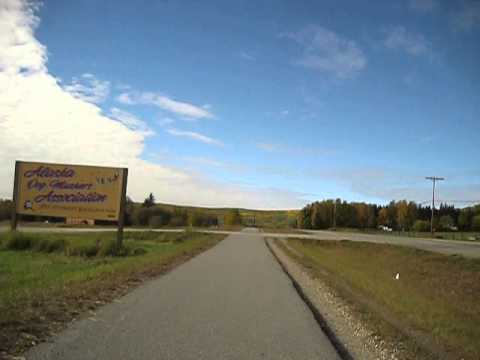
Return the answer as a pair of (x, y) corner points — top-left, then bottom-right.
(149, 215), (165, 228)
(2, 232), (35, 250)
(439, 215), (454, 231)
(97, 239), (117, 257)
(224, 209), (242, 226)
(413, 220), (430, 232)
(32, 237), (66, 253)
(46, 238), (66, 253)
(132, 247), (147, 256)
(133, 207), (151, 226)
(170, 216), (187, 227)
(170, 209), (188, 227)
(472, 215), (480, 231)
(1, 233), (67, 253)
(0, 232), (142, 258)
(67, 243), (98, 257)
(97, 239), (136, 257)
(0, 199), (12, 221)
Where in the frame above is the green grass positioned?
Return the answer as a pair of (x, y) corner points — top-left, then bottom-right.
(284, 238), (480, 359)
(0, 230), (224, 354)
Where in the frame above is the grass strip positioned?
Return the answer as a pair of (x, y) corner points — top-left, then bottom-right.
(0, 231), (225, 357)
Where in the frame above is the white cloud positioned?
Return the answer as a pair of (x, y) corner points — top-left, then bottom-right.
(116, 92), (134, 104)
(239, 51), (256, 61)
(452, 1), (480, 31)
(109, 107), (153, 135)
(409, 0), (437, 13)
(117, 91), (213, 119)
(63, 73), (110, 104)
(166, 128), (223, 146)
(0, 0), (306, 210)
(0, 0), (45, 75)
(384, 26), (432, 57)
(283, 25), (367, 79)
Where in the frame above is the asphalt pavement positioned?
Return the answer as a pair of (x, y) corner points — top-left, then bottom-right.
(293, 230), (480, 258)
(25, 228), (340, 360)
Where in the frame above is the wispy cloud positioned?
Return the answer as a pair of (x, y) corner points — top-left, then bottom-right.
(384, 26), (432, 57)
(256, 142), (336, 157)
(167, 128), (223, 146)
(182, 156), (225, 167)
(409, 0), (437, 13)
(117, 91), (213, 119)
(239, 51), (256, 61)
(63, 73), (110, 104)
(282, 25), (367, 79)
(157, 117), (175, 127)
(403, 72), (419, 86)
(109, 107), (153, 135)
(256, 143), (278, 152)
(452, 0), (480, 32)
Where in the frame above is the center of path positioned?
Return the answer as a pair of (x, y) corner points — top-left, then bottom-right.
(27, 228), (340, 360)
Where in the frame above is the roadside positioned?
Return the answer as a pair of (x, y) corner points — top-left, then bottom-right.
(0, 231), (225, 359)
(267, 237), (480, 360)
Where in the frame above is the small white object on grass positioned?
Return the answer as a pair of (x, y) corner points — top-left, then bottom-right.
(395, 273), (400, 280)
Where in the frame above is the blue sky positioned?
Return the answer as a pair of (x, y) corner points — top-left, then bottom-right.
(1, 0), (479, 208)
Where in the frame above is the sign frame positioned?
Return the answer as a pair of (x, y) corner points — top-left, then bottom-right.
(11, 161), (129, 251)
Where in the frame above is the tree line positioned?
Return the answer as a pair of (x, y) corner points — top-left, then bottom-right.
(297, 199), (480, 232)
(1, 195), (479, 231)
(0, 194), (242, 228)
(123, 194), (243, 227)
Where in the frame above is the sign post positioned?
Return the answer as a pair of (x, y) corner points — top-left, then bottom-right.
(116, 168), (128, 252)
(10, 161), (20, 231)
(11, 161), (128, 250)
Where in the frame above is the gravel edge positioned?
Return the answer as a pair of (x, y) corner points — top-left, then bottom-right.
(265, 238), (401, 360)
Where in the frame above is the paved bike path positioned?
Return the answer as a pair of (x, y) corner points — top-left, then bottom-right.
(27, 229), (340, 360)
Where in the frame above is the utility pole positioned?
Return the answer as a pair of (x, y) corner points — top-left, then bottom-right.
(333, 200), (337, 230)
(425, 176), (445, 235)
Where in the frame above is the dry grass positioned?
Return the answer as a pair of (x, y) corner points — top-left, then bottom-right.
(285, 238), (480, 360)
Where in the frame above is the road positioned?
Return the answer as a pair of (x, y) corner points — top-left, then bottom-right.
(2, 224), (480, 257)
(292, 230), (480, 258)
(26, 228), (340, 360)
